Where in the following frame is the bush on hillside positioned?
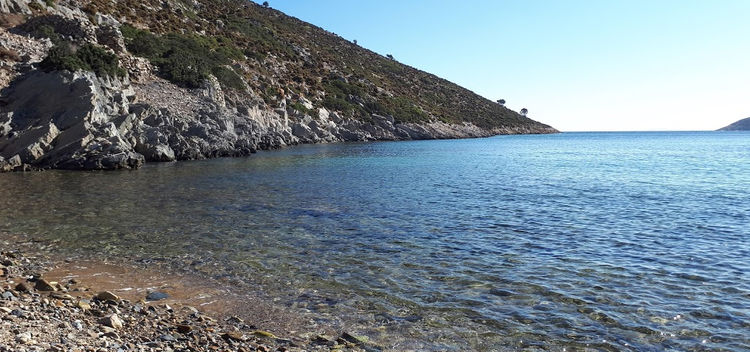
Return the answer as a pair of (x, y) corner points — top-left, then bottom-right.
(121, 24), (245, 89)
(40, 43), (125, 78)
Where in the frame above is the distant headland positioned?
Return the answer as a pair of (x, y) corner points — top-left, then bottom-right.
(718, 117), (750, 131)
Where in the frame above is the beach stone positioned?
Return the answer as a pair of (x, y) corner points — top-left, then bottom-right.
(72, 320), (84, 330)
(176, 324), (192, 334)
(312, 335), (335, 346)
(182, 306), (199, 314)
(94, 291), (120, 302)
(227, 315), (244, 324)
(34, 279), (56, 291)
(253, 330), (277, 339)
(15, 331), (34, 344)
(221, 331), (245, 341)
(145, 291), (169, 301)
(99, 314), (124, 329)
(0, 307), (11, 314)
(77, 300), (91, 311)
(50, 292), (74, 300)
(14, 282), (31, 292)
(341, 332), (368, 346)
(102, 330), (119, 339)
(159, 334), (176, 342)
(2, 290), (16, 300)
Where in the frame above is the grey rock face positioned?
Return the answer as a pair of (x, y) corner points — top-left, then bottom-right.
(0, 0), (31, 14)
(0, 67), (555, 172)
(0, 71), (143, 171)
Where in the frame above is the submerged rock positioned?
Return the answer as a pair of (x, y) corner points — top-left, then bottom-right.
(34, 278), (55, 291)
(145, 290), (169, 301)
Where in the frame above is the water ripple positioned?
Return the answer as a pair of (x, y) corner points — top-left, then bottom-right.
(1, 131), (749, 350)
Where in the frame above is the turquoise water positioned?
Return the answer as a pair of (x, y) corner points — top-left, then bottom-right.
(1, 131), (749, 350)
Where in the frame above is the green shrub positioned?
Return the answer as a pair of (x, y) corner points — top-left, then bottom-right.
(320, 78), (427, 122)
(27, 1), (44, 12)
(211, 66), (245, 90)
(156, 54), (208, 87)
(320, 78), (369, 117)
(30, 24), (61, 43)
(225, 16), (295, 59)
(120, 25), (163, 57)
(386, 96), (428, 123)
(44, 0), (55, 7)
(40, 43), (125, 78)
(121, 24), (246, 89)
(288, 101), (309, 114)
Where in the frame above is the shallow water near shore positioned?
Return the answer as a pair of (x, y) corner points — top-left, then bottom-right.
(1, 131), (749, 350)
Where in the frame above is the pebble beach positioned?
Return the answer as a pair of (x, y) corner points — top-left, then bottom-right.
(0, 236), (380, 352)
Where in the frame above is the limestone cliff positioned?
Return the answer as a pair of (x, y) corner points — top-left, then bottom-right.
(0, 0), (557, 172)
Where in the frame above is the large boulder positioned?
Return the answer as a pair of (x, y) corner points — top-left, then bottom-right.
(0, 70), (144, 170)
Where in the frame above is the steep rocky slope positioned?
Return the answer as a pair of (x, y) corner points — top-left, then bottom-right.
(0, 0), (557, 172)
(718, 117), (750, 131)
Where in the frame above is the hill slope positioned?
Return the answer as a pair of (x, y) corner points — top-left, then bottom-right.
(718, 117), (750, 131)
(0, 0), (556, 171)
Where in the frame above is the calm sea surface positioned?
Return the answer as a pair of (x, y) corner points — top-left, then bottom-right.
(1, 131), (749, 351)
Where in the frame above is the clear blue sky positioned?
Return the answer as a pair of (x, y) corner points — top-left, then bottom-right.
(253, 0), (750, 131)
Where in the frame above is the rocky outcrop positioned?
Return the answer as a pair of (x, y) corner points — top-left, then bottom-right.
(0, 71), (143, 171)
(718, 117), (750, 131)
(0, 1), (558, 172)
(0, 68), (556, 172)
(0, 0), (32, 15)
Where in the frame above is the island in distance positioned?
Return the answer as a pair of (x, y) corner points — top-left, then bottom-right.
(718, 117), (750, 131)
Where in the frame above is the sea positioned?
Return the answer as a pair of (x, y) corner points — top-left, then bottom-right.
(1, 131), (748, 351)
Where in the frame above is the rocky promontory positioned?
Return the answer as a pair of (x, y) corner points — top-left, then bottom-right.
(717, 117), (750, 131)
(0, 0), (557, 172)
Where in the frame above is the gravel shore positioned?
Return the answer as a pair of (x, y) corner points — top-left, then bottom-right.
(0, 239), (380, 352)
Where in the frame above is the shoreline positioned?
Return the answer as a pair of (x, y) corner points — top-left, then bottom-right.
(0, 234), (380, 351)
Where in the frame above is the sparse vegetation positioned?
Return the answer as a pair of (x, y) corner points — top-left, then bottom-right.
(288, 101), (310, 114)
(121, 24), (244, 89)
(29, 24), (60, 43)
(74, 0), (550, 130)
(40, 43), (125, 78)
(211, 66), (245, 90)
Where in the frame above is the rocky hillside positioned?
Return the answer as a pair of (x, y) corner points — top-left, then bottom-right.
(0, 0), (557, 172)
(718, 117), (750, 131)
